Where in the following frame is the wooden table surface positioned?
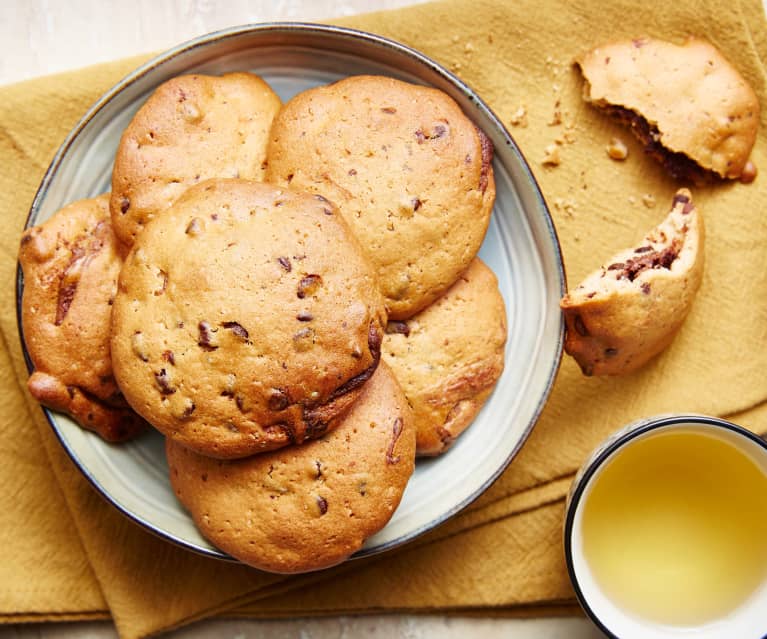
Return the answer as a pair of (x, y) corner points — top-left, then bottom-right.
(0, 1), (605, 637)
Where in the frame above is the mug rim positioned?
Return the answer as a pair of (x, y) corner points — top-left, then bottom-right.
(564, 414), (767, 639)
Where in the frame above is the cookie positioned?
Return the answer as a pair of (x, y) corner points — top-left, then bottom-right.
(382, 258), (506, 455)
(265, 75), (495, 319)
(560, 189), (704, 376)
(577, 37), (759, 182)
(166, 361), (415, 574)
(111, 179), (387, 459)
(110, 72), (281, 246)
(19, 194), (146, 442)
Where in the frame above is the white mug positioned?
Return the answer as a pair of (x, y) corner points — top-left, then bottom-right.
(564, 414), (767, 639)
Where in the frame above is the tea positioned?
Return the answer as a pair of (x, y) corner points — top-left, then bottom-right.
(581, 428), (767, 625)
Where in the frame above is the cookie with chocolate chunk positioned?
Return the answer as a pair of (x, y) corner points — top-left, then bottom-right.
(560, 189), (704, 376)
(167, 361), (415, 574)
(111, 179), (386, 459)
(19, 194), (146, 442)
(382, 258), (506, 455)
(577, 37), (759, 182)
(266, 75), (495, 319)
(110, 72), (281, 246)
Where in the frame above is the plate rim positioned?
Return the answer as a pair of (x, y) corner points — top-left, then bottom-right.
(16, 21), (566, 564)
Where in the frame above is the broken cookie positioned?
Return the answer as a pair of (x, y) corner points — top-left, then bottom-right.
(560, 189), (704, 376)
(577, 37), (759, 183)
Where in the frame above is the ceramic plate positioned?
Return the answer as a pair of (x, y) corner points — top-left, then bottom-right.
(17, 23), (565, 561)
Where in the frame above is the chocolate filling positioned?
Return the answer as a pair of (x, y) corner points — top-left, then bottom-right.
(154, 369), (176, 395)
(297, 274), (322, 299)
(222, 321), (249, 341)
(268, 388), (290, 411)
(476, 125), (494, 194)
(386, 417), (404, 464)
(415, 123), (448, 144)
(385, 320), (410, 337)
(55, 221), (109, 325)
(602, 105), (720, 185)
(197, 321), (218, 351)
(181, 401), (196, 418)
(322, 321), (382, 404)
(618, 240), (681, 282)
(300, 321), (382, 439)
(56, 270), (81, 326)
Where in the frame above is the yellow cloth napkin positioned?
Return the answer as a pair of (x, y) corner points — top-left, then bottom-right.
(1, 0), (767, 637)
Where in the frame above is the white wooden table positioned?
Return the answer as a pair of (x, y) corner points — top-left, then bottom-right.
(0, 1), (603, 637)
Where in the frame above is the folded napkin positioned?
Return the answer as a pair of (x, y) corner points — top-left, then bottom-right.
(1, 0), (766, 637)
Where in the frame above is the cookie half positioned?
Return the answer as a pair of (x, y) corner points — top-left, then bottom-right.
(111, 179), (386, 458)
(19, 194), (146, 442)
(266, 75), (495, 319)
(110, 72), (281, 246)
(560, 189), (704, 376)
(167, 361), (415, 574)
(382, 258), (506, 455)
(577, 37), (759, 182)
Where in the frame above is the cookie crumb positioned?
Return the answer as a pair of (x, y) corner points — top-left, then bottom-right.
(642, 194), (656, 208)
(542, 144), (562, 166)
(509, 106), (528, 128)
(553, 197), (577, 218)
(548, 110), (563, 126)
(628, 195), (636, 205)
(464, 42), (474, 53)
(606, 138), (628, 160)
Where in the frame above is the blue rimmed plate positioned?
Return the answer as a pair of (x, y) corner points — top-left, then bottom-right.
(17, 23), (565, 562)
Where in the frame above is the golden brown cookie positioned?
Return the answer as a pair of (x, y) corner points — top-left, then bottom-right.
(166, 361), (415, 574)
(110, 72), (281, 246)
(577, 37), (759, 182)
(111, 179), (386, 459)
(265, 75), (495, 319)
(382, 258), (506, 455)
(19, 194), (146, 442)
(560, 189), (704, 376)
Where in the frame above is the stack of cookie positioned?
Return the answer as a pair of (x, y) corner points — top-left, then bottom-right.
(19, 72), (507, 573)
